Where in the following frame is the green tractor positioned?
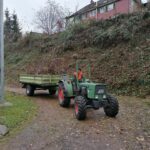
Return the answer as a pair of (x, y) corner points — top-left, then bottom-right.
(58, 61), (119, 120)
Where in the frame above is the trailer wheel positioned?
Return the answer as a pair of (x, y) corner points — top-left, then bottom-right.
(49, 89), (56, 95)
(26, 85), (35, 96)
(74, 96), (87, 120)
(58, 82), (70, 107)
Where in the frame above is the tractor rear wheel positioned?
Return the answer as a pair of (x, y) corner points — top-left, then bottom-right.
(74, 96), (87, 120)
(58, 82), (70, 107)
(104, 95), (119, 117)
(26, 85), (35, 96)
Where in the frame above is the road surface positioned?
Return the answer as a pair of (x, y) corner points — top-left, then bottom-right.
(1, 87), (150, 150)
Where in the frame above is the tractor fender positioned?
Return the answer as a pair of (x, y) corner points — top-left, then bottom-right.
(58, 80), (74, 97)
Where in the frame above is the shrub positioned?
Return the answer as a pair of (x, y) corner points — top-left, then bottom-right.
(60, 30), (74, 42)
(69, 22), (88, 34)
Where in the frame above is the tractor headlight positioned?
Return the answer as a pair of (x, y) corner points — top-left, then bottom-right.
(103, 95), (107, 99)
(95, 95), (98, 99)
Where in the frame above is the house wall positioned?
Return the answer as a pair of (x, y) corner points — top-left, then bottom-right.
(94, 0), (130, 20)
(82, 0), (142, 21)
(67, 0), (144, 24)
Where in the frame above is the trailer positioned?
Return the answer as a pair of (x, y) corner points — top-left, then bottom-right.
(19, 74), (61, 96)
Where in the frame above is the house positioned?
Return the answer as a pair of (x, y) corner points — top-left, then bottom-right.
(66, 0), (149, 24)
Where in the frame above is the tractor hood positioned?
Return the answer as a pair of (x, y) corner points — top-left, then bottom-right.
(80, 82), (107, 87)
(80, 82), (107, 100)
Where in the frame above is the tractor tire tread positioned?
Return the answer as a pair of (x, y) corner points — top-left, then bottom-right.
(75, 96), (87, 120)
(104, 95), (119, 117)
(59, 82), (70, 108)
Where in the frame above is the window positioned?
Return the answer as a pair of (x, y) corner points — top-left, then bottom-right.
(107, 3), (115, 11)
(99, 6), (107, 13)
(82, 14), (87, 20)
(92, 10), (96, 16)
(89, 10), (96, 17)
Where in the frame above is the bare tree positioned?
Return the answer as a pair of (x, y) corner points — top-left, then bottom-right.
(75, 1), (79, 12)
(34, 0), (68, 34)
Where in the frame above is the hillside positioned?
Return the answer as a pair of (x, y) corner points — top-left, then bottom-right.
(5, 11), (150, 97)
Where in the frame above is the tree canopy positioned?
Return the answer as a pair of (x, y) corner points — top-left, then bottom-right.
(4, 9), (22, 42)
(34, 0), (69, 35)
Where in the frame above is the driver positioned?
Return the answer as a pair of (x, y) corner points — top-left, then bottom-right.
(78, 68), (83, 81)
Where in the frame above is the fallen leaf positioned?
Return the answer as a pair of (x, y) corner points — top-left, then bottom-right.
(136, 136), (145, 142)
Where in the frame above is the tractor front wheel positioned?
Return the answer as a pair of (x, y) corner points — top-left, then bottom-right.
(58, 82), (70, 107)
(74, 96), (87, 120)
(104, 95), (119, 117)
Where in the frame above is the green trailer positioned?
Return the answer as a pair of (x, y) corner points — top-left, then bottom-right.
(19, 74), (61, 96)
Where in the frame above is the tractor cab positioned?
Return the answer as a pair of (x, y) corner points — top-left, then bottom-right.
(71, 61), (107, 99)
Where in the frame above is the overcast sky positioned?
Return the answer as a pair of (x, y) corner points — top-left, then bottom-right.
(4, 0), (90, 32)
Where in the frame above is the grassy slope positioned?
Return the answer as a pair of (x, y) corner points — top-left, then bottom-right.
(0, 92), (37, 141)
(5, 11), (150, 97)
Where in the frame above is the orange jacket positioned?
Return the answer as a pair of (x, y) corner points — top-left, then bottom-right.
(78, 71), (83, 80)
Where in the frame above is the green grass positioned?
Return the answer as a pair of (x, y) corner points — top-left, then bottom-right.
(0, 92), (37, 140)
